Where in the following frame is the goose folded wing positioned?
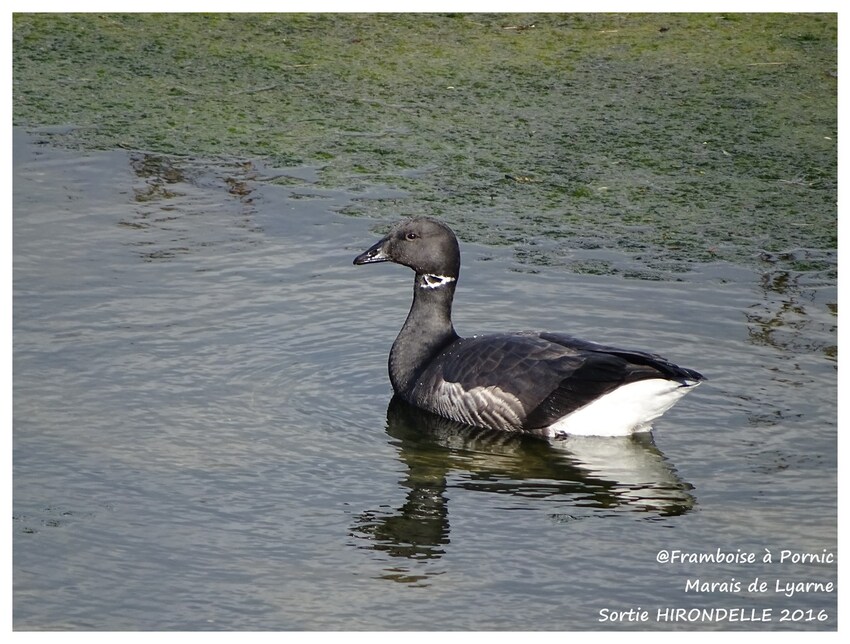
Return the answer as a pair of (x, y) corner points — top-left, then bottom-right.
(413, 332), (688, 431)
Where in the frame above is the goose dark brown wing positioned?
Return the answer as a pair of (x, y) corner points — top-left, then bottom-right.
(410, 332), (698, 432)
(538, 331), (705, 384)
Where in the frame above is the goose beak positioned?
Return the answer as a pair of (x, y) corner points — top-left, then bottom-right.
(353, 237), (390, 265)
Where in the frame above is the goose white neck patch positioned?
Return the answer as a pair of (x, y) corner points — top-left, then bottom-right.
(420, 274), (456, 289)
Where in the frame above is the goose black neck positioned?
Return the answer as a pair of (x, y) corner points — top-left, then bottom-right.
(388, 272), (460, 395)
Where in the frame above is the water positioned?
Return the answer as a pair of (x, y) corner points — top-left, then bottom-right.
(13, 129), (837, 630)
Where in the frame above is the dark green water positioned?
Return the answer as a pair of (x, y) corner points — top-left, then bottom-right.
(13, 13), (837, 272)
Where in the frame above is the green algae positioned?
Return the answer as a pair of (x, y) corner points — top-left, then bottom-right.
(13, 13), (836, 274)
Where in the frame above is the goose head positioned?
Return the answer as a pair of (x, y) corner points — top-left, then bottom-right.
(353, 216), (460, 280)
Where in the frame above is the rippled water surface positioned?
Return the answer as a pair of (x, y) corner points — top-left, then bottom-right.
(13, 130), (836, 630)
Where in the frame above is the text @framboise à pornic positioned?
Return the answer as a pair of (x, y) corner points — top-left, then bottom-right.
(598, 547), (835, 625)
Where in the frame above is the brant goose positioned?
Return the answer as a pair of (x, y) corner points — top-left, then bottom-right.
(353, 217), (703, 437)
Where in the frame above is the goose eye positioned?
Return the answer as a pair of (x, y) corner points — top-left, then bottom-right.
(405, 232), (418, 240)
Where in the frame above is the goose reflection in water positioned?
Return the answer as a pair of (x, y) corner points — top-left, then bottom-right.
(351, 396), (695, 582)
